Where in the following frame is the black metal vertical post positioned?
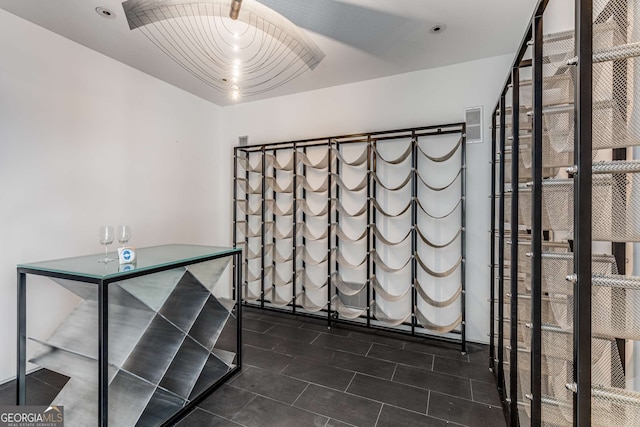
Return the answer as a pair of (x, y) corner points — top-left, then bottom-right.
(531, 10), (544, 426)
(292, 145), (298, 314)
(98, 282), (108, 427)
(509, 69), (520, 426)
(302, 148), (307, 311)
(498, 95), (507, 396)
(261, 147), (266, 309)
(371, 141), (378, 325)
(490, 111), (497, 372)
(235, 252), (243, 369)
(460, 125), (467, 354)
(244, 151), (249, 300)
(366, 137), (372, 327)
(574, 0), (593, 424)
(16, 271), (26, 405)
(233, 148), (238, 301)
(271, 149), (276, 307)
(335, 141), (341, 319)
(327, 139), (333, 327)
(410, 132), (418, 336)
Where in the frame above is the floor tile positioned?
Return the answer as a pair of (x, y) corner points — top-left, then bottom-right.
(242, 308), (265, 320)
(242, 329), (285, 350)
(346, 374), (428, 413)
(176, 408), (243, 426)
(198, 384), (256, 419)
(229, 366), (308, 405)
(274, 338), (336, 362)
(242, 344), (294, 372)
(266, 324), (321, 344)
(403, 340), (469, 361)
(471, 379), (502, 406)
(328, 350), (396, 380)
(0, 377), (61, 406)
(299, 321), (352, 337)
(327, 418), (357, 427)
(0, 383), (15, 405)
(432, 357), (495, 383)
(258, 312), (306, 328)
(346, 330), (406, 349)
(312, 333), (372, 355)
(294, 384), (381, 427)
(233, 395), (328, 427)
(242, 317), (277, 333)
(428, 391), (506, 426)
(367, 343), (433, 370)
(31, 369), (69, 389)
(466, 343), (490, 365)
(392, 364), (472, 399)
(376, 404), (459, 427)
(282, 357), (355, 391)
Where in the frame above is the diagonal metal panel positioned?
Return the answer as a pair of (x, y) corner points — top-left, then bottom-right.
(51, 278), (154, 312)
(116, 268), (185, 312)
(159, 271), (210, 333)
(188, 295), (231, 351)
(159, 336), (210, 399)
(187, 257), (231, 294)
(135, 388), (185, 427)
(43, 300), (154, 368)
(188, 353), (232, 400)
(121, 315), (186, 386)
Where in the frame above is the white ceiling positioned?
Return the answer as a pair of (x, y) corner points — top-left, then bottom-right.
(0, 0), (538, 106)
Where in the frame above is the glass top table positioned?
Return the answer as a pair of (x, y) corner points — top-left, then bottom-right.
(17, 244), (243, 426)
(18, 244), (240, 282)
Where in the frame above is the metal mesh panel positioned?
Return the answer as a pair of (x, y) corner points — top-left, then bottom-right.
(520, 187), (551, 229)
(520, 132), (572, 169)
(504, 147), (532, 184)
(543, 19), (640, 153)
(543, 166), (640, 242)
(541, 252), (617, 296)
(504, 191), (523, 225)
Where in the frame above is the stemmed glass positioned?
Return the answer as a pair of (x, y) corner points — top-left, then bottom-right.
(98, 226), (115, 263)
(117, 225), (131, 247)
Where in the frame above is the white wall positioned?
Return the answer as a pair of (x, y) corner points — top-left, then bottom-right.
(220, 54), (514, 344)
(0, 9), (224, 382)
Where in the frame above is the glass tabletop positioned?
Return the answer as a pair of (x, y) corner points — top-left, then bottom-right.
(17, 244), (239, 281)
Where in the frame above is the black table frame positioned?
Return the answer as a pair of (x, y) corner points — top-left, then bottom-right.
(17, 248), (243, 427)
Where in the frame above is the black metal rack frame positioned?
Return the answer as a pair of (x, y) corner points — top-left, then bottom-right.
(233, 124), (467, 350)
(490, 0), (638, 424)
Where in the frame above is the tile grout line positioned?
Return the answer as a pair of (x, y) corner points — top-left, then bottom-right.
(390, 363), (398, 382)
(291, 382), (311, 406)
(426, 390), (431, 416)
(343, 371), (357, 392)
(469, 379), (474, 401)
(310, 383), (467, 427)
(365, 342), (374, 356)
(373, 403), (384, 427)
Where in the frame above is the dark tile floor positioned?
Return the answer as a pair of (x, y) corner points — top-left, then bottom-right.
(0, 307), (505, 427)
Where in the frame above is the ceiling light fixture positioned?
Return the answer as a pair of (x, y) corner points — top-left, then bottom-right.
(430, 24), (446, 34)
(229, 0), (242, 20)
(122, 0), (325, 101)
(95, 6), (115, 19)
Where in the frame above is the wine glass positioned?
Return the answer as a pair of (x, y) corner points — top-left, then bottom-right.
(117, 225), (131, 247)
(98, 226), (115, 263)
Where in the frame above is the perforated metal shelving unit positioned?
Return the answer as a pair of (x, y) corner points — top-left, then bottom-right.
(490, 0), (640, 425)
(233, 124), (467, 349)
